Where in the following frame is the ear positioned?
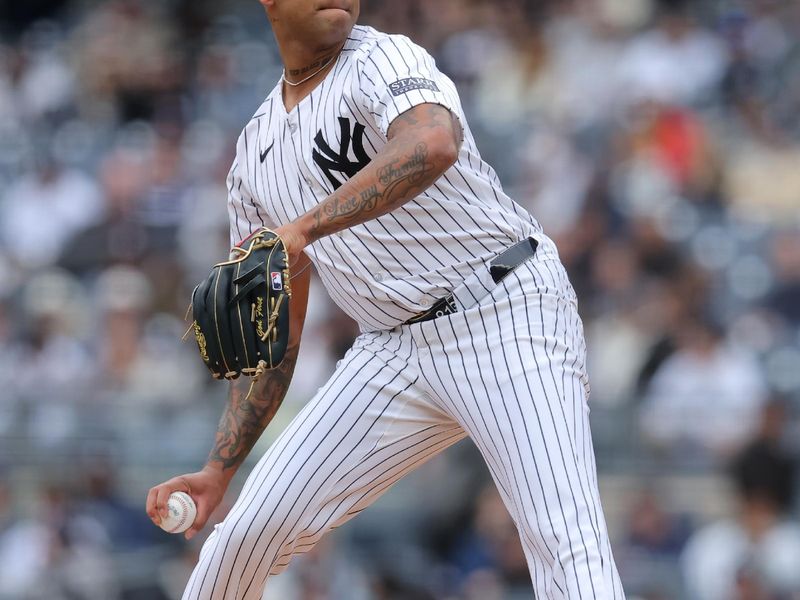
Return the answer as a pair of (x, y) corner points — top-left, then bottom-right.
(258, 0), (277, 19)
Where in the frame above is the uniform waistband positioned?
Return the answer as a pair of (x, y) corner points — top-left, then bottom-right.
(403, 237), (539, 325)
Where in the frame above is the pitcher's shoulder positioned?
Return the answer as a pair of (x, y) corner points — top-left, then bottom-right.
(348, 25), (425, 63)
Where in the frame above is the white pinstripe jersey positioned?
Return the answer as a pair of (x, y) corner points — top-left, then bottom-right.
(227, 25), (558, 332)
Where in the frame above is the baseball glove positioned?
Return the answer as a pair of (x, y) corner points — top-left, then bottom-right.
(189, 228), (292, 383)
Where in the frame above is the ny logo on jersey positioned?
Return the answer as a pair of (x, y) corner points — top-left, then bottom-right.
(312, 117), (370, 190)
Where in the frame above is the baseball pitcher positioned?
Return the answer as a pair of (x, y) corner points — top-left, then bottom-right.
(146, 1), (625, 598)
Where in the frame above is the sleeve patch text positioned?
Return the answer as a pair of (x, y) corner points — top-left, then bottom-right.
(389, 77), (440, 96)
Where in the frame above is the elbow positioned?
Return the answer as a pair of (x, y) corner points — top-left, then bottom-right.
(425, 127), (461, 170)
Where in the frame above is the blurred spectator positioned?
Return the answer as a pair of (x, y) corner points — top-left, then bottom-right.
(0, 1), (71, 33)
(764, 227), (800, 325)
(11, 22), (76, 123)
(632, 105), (718, 201)
(724, 138), (800, 222)
(6, 271), (94, 445)
(176, 151), (231, 280)
(137, 128), (191, 252)
(59, 148), (151, 273)
(681, 400), (800, 600)
(618, 486), (692, 597)
(94, 265), (202, 402)
(616, 0), (728, 106)
(76, 460), (158, 550)
(516, 125), (595, 237)
(473, 21), (551, 131)
(639, 314), (767, 463)
(626, 487), (692, 557)
(0, 479), (47, 598)
(448, 485), (530, 596)
(72, 0), (184, 123)
(0, 156), (102, 268)
(586, 298), (661, 408)
(95, 265), (152, 390)
(0, 481), (117, 599)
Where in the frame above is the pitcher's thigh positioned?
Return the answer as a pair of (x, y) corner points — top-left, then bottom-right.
(184, 333), (462, 600)
(483, 290), (622, 598)
(418, 282), (623, 598)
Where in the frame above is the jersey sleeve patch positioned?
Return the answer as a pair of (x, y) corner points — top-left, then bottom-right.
(389, 77), (440, 97)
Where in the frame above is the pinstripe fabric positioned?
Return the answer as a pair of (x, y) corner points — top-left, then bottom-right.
(415, 260), (622, 599)
(226, 25), (559, 332)
(184, 328), (467, 599)
(183, 256), (624, 600)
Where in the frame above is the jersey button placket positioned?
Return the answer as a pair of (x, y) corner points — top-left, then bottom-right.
(287, 113), (298, 134)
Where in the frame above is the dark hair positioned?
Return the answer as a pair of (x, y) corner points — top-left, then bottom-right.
(731, 439), (796, 512)
(657, 0), (690, 16)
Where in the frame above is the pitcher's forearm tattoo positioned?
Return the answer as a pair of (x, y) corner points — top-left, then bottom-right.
(207, 341), (299, 471)
(304, 104), (461, 242)
(312, 143), (433, 232)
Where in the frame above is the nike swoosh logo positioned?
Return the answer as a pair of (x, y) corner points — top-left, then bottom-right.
(260, 142), (275, 163)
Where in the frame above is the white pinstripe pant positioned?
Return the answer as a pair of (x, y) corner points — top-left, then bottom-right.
(184, 258), (625, 599)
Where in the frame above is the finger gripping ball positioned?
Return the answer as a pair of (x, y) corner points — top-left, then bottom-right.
(160, 491), (197, 534)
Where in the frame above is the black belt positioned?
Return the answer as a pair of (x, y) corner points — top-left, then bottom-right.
(404, 237), (539, 325)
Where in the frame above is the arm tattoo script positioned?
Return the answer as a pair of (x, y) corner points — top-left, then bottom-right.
(303, 103), (461, 241)
(299, 103), (461, 244)
(311, 143), (434, 233)
(207, 341), (299, 471)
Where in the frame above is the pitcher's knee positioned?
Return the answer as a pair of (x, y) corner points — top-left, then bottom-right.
(219, 502), (302, 571)
(222, 518), (277, 562)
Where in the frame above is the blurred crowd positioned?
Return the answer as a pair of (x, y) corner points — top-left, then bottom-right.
(0, 0), (799, 598)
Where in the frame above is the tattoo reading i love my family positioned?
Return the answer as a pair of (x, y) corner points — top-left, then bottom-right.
(311, 142), (432, 233)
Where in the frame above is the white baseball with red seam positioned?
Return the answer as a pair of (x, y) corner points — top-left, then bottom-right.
(159, 492), (197, 534)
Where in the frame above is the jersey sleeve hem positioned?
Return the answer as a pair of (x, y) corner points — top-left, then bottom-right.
(386, 101), (465, 144)
(355, 34), (464, 139)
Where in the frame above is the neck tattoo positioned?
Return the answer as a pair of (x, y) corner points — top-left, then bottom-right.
(282, 49), (342, 88)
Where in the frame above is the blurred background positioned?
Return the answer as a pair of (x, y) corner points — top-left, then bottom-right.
(0, 0), (799, 598)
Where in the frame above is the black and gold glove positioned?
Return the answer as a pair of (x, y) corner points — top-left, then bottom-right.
(190, 229), (292, 381)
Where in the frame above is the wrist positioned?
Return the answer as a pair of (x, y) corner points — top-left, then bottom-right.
(294, 213), (319, 247)
(202, 462), (237, 486)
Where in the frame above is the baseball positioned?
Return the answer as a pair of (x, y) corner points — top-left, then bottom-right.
(160, 491), (197, 534)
